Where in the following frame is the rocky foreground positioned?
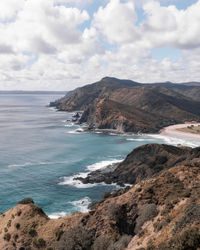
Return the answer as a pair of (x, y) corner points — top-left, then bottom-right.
(1, 144), (200, 249)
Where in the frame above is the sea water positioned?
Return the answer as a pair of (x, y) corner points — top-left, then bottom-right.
(0, 94), (199, 218)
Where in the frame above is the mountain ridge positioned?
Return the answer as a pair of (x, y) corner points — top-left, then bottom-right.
(50, 77), (200, 133)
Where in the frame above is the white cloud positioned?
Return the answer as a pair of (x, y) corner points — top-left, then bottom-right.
(0, 0), (200, 90)
(0, 0), (25, 20)
(93, 0), (139, 44)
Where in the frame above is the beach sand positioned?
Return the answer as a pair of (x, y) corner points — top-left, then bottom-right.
(160, 123), (200, 139)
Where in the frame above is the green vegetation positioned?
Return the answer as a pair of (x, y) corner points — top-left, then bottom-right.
(28, 228), (37, 237)
(15, 223), (20, 230)
(178, 125), (200, 135)
(55, 229), (64, 241)
(18, 198), (34, 205)
(33, 238), (46, 248)
(4, 233), (11, 241)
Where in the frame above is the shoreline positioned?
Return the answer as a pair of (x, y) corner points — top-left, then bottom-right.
(160, 123), (200, 139)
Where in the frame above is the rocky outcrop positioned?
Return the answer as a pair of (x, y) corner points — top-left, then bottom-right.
(76, 143), (199, 186)
(1, 144), (200, 249)
(50, 77), (200, 133)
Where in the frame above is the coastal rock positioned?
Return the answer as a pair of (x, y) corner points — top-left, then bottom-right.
(1, 145), (200, 249)
(76, 143), (198, 186)
(50, 77), (200, 133)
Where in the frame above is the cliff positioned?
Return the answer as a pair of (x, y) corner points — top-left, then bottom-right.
(50, 77), (200, 133)
(1, 144), (200, 250)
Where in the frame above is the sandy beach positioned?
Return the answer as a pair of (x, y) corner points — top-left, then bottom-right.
(160, 123), (200, 139)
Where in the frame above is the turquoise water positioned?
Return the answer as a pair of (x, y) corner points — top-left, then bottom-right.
(0, 94), (186, 217)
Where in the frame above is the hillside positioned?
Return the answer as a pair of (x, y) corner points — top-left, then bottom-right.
(50, 77), (200, 133)
(1, 144), (200, 250)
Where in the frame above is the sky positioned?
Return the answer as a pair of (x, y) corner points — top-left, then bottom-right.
(0, 0), (200, 90)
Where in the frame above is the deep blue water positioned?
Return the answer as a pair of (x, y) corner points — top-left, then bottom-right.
(0, 94), (195, 217)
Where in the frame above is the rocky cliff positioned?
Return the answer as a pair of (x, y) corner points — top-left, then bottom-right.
(50, 77), (200, 133)
(1, 144), (200, 250)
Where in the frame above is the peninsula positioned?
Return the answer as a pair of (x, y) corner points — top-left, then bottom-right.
(50, 77), (200, 134)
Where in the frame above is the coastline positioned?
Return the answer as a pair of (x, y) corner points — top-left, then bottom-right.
(160, 123), (200, 139)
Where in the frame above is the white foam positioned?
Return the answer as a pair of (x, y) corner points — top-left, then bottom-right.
(86, 159), (122, 171)
(8, 160), (68, 169)
(48, 197), (91, 218)
(7, 161), (51, 169)
(8, 162), (34, 168)
(48, 211), (68, 219)
(58, 159), (122, 188)
(65, 127), (86, 134)
(48, 107), (56, 111)
(126, 138), (153, 142)
(70, 197), (91, 213)
(64, 123), (75, 127)
(58, 172), (97, 188)
(148, 134), (200, 148)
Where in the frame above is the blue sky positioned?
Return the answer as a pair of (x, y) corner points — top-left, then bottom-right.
(0, 0), (200, 90)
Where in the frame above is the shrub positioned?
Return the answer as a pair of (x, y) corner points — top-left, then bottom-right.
(28, 228), (37, 237)
(17, 210), (22, 216)
(174, 203), (200, 233)
(33, 238), (46, 248)
(18, 198), (34, 204)
(159, 227), (200, 250)
(15, 223), (20, 230)
(136, 187), (142, 192)
(13, 234), (19, 241)
(111, 235), (132, 250)
(92, 235), (113, 250)
(55, 230), (64, 241)
(4, 233), (11, 241)
(54, 226), (93, 250)
(102, 192), (111, 200)
(7, 220), (11, 228)
(135, 204), (158, 233)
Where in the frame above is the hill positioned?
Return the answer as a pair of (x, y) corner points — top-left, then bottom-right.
(50, 77), (200, 133)
(1, 144), (200, 249)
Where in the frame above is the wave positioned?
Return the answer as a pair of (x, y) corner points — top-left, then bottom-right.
(48, 211), (68, 219)
(126, 138), (153, 142)
(8, 160), (68, 169)
(48, 107), (57, 111)
(65, 128), (86, 134)
(69, 197), (91, 213)
(48, 197), (91, 218)
(86, 159), (122, 171)
(148, 134), (200, 148)
(58, 159), (122, 188)
(58, 172), (96, 188)
(64, 123), (75, 127)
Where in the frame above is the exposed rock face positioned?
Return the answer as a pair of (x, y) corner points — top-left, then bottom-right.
(50, 77), (200, 133)
(76, 144), (198, 186)
(1, 144), (200, 250)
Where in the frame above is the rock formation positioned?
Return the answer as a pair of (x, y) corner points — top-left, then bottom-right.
(1, 144), (200, 249)
(50, 77), (200, 133)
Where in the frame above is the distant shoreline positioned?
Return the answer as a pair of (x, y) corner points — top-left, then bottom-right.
(160, 123), (200, 139)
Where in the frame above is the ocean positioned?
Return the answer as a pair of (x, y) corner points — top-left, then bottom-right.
(0, 94), (199, 218)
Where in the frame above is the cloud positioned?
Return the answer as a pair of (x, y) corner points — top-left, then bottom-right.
(0, 0), (25, 21)
(0, 0), (90, 54)
(93, 0), (139, 44)
(0, 44), (14, 54)
(0, 0), (200, 90)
